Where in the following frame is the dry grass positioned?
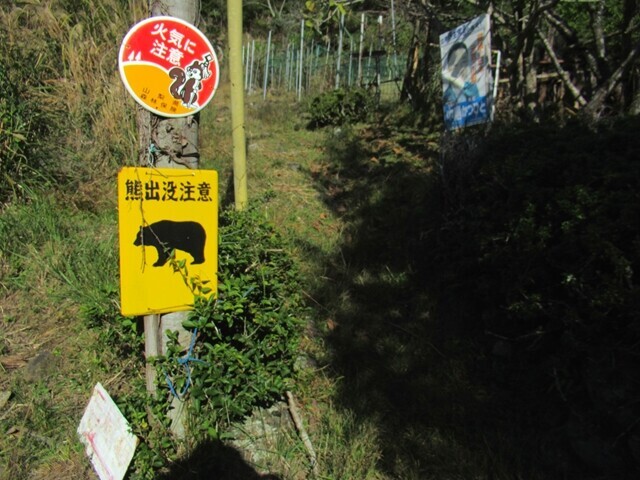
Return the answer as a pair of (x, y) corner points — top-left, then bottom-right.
(1, 0), (143, 189)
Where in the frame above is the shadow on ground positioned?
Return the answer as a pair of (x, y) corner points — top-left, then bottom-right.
(304, 117), (640, 479)
(154, 440), (281, 480)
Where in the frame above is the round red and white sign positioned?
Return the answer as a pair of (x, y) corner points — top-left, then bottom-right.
(119, 16), (219, 117)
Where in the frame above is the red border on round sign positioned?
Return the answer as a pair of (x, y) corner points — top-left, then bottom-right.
(118, 16), (220, 118)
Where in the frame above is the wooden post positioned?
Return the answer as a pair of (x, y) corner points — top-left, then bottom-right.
(336, 13), (344, 89)
(376, 16), (382, 92)
(324, 38), (331, 88)
(358, 13), (365, 87)
(263, 30), (272, 99)
(143, 314), (160, 395)
(298, 19), (304, 100)
(285, 43), (290, 91)
(136, 0), (201, 440)
(348, 38), (353, 87)
(244, 42), (250, 91)
(390, 0), (399, 74)
(249, 40), (256, 93)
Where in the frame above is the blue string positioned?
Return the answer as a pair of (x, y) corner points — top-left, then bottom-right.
(148, 143), (159, 167)
(164, 327), (208, 400)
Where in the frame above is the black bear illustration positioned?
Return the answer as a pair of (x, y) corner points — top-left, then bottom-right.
(134, 220), (206, 267)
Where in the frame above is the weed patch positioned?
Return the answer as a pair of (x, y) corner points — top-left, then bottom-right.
(306, 88), (376, 129)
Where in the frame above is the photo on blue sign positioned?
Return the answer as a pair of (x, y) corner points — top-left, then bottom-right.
(439, 14), (492, 131)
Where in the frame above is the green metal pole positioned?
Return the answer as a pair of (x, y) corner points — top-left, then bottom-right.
(227, 0), (248, 210)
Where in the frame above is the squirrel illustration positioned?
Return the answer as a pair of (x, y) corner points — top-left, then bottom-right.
(168, 55), (212, 108)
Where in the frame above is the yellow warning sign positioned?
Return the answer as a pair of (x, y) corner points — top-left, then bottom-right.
(118, 167), (218, 316)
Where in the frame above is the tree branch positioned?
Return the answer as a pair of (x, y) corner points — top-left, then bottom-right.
(544, 11), (600, 79)
(581, 40), (640, 117)
(536, 26), (588, 106)
(287, 391), (320, 478)
(588, 0), (609, 79)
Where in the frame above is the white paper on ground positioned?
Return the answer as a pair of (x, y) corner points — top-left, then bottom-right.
(77, 382), (138, 480)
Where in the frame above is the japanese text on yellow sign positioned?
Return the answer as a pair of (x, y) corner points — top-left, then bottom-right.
(118, 167), (218, 316)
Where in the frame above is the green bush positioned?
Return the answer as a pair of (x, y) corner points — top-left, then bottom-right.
(306, 88), (375, 129)
(438, 119), (640, 342)
(425, 117), (640, 474)
(176, 205), (304, 432)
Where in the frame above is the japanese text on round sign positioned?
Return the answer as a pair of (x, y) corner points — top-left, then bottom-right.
(119, 16), (220, 118)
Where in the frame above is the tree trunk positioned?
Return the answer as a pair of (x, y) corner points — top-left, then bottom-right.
(588, 0), (609, 82)
(629, 86), (640, 115)
(401, 17), (421, 102)
(537, 26), (587, 107)
(508, 0), (526, 108)
(622, 0), (638, 109)
(581, 40), (640, 119)
(399, 0), (445, 108)
(524, 49), (538, 119)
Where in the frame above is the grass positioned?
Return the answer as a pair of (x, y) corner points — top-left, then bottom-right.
(202, 89), (344, 266)
(0, 190), (141, 479)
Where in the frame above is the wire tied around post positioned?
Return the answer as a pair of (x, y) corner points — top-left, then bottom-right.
(147, 143), (160, 167)
(164, 327), (207, 400)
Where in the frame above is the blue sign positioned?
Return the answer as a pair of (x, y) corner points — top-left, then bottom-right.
(440, 14), (492, 130)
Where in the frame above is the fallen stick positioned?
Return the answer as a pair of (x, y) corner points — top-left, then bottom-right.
(286, 390), (320, 478)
